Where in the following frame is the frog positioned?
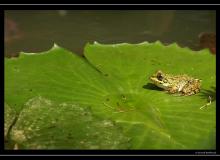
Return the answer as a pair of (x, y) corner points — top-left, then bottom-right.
(149, 70), (201, 96)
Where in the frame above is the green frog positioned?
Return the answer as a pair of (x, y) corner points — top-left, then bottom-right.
(149, 70), (201, 96)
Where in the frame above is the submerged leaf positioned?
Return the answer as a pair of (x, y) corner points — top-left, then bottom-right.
(10, 96), (130, 149)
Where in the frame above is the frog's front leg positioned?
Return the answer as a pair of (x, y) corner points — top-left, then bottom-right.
(167, 86), (178, 94)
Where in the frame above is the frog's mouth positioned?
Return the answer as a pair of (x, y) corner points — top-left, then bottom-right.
(149, 77), (169, 90)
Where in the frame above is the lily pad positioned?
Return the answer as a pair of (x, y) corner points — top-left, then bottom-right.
(5, 41), (216, 149)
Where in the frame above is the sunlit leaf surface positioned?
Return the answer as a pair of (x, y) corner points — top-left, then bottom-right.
(5, 42), (216, 149)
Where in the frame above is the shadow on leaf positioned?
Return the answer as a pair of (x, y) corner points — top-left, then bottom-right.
(199, 86), (216, 102)
(143, 83), (164, 91)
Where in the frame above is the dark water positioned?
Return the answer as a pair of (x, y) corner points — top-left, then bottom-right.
(4, 10), (216, 57)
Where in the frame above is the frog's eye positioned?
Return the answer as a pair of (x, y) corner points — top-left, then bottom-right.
(157, 73), (163, 81)
(157, 74), (163, 81)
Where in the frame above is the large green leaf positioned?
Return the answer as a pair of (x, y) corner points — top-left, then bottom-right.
(5, 42), (216, 149)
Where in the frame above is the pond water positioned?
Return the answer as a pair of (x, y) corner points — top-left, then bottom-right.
(5, 10), (216, 57)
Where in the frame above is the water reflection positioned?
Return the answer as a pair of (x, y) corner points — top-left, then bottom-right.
(199, 32), (216, 54)
(4, 10), (216, 57)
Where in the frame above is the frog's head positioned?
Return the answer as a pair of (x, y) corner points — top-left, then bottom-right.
(149, 70), (171, 89)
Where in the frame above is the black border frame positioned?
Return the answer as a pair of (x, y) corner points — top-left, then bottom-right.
(2, 4), (219, 157)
